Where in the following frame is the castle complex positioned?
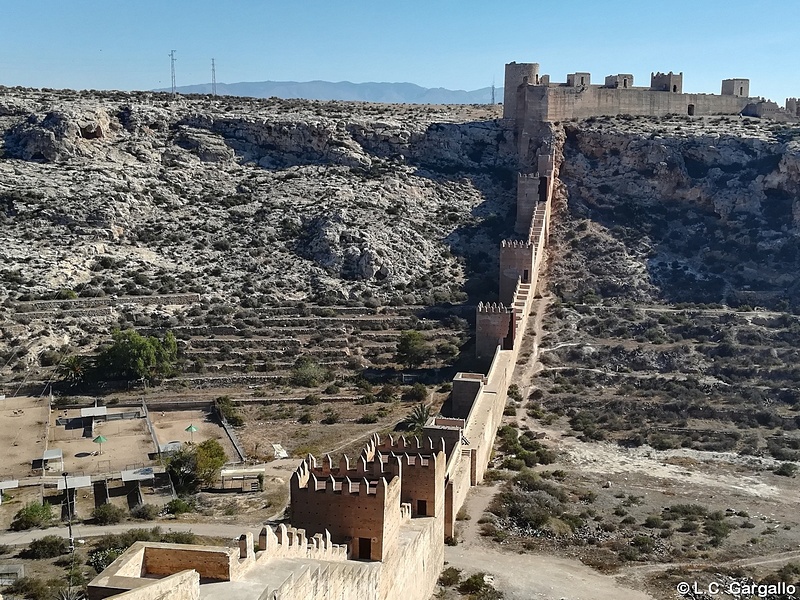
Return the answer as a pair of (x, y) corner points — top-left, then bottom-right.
(504, 61), (799, 125)
(87, 57), (786, 600)
(87, 125), (557, 596)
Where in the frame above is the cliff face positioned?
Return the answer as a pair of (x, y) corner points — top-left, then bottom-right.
(0, 90), (516, 308)
(552, 115), (800, 309)
(0, 90), (522, 375)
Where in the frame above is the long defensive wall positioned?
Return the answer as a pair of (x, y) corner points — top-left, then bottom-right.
(87, 106), (560, 600)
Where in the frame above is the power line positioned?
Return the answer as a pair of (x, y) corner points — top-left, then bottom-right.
(169, 50), (177, 95)
(211, 58), (217, 97)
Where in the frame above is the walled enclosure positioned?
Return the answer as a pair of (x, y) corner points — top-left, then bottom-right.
(504, 61), (785, 124)
(88, 60), (562, 600)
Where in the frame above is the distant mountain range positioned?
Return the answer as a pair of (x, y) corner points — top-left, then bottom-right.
(158, 80), (503, 104)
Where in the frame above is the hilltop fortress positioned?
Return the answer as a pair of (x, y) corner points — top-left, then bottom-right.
(504, 61), (799, 124)
(87, 133), (558, 598)
(85, 60), (584, 600)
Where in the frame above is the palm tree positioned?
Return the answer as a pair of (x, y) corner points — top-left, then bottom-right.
(56, 355), (90, 386)
(401, 403), (432, 434)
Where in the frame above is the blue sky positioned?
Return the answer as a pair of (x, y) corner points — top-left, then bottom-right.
(1, 0), (797, 103)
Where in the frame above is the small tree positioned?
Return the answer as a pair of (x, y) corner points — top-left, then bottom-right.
(95, 329), (177, 381)
(195, 439), (227, 486)
(401, 403), (431, 434)
(57, 355), (91, 387)
(396, 330), (433, 368)
(290, 356), (330, 387)
(166, 447), (199, 494)
(12, 501), (54, 531)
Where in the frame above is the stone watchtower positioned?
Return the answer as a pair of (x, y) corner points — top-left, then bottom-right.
(721, 78), (750, 97)
(499, 240), (534, 306)
(650, 71), (683, 93)
(503, 62), (540, 120)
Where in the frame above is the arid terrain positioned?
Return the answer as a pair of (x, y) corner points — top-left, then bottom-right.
(2, 88), (800, 599)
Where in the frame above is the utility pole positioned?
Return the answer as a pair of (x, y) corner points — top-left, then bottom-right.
(62, 471), (75, 599)
(211, 58), (217, 97)
(169, 50), (177, 95)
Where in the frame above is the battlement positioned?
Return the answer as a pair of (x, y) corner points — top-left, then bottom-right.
(302, 448), (399, 482)
(376, 433), (447, 456)
(257, 524), (349, 561)
(651, 71), (683, 93)
(500, 239), (533, 249)
(292, 453), (399, 496)
(476, 301), (512, 314)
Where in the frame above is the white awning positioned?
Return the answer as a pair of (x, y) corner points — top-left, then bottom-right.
(121, 467), (155, 482)
(57, 476), (91, 490)
(42, 449), (63, 461)
(80, 406), (108, 417)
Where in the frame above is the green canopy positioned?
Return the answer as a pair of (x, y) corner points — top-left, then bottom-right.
(185, 424), (198, 442)
(92, 435), (107, 454)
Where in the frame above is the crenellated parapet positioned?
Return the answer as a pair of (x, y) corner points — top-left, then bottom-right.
(302, 448), (400, 482)
(476, 302), (516, 359)
(376, 433), (446, 456)
(292, 453), (400, 496)
(257, 524), (348, 562)
(476, 301), (512, 314)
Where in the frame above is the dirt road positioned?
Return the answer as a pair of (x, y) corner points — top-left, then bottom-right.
(445, 484), (656, 600)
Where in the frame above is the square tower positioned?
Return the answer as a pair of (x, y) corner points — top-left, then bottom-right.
(604, 74), (634, 89)
(721, 78), (750, 97)
(650, 71), (683, 93)
(566, 72), (591, 87)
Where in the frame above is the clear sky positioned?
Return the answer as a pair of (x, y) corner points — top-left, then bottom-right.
(1, 0), (797, 103)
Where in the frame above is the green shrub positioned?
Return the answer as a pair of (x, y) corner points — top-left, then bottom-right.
(438, 566), (462, 586)
(302, 394), (321, 406)
(165, 498), (195, 515)
(775, 462), (798, 477)
(502, 458), (525, 471)
(402, 382), (428, 403)
(214, 396), (244, 426)
(356, 413), (379, 424)
(93, 503), (126, 525)
(290, 357), (330, 387)
(321, 409), (340, 425)
(22, 535), (68, 558)
(130, 504), (160, 520)
(3, 576), (56, 600)
(643, 515), (663, 528)
(89, 547), (125, 572)
(11, 501), (54, 530)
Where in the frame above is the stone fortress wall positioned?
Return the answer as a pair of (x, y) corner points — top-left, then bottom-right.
(505, 61), (799, 125)
(88, 64), (561, 600)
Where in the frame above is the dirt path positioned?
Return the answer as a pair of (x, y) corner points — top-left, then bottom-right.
(445, 484), (656, 600)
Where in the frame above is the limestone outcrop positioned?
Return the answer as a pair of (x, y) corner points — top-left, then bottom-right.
(0, 89), (516, 371)
(553, 115), (800, 308)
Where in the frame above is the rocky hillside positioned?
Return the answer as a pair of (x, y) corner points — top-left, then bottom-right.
(552, 114), (800, 309)
(0, 89), (517, 379)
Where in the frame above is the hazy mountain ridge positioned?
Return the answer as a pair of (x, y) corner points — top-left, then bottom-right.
(160, 80), (503, 104)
